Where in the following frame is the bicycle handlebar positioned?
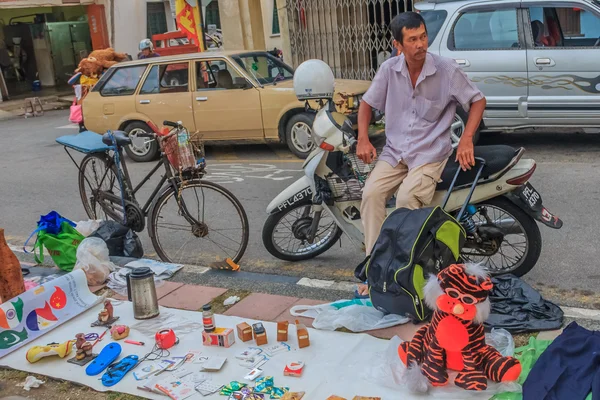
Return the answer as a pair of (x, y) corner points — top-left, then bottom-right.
(163, 120), (180, 128)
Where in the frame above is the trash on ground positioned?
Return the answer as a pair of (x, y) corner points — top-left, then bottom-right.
(224, 295), (241, 306)
(17, 375), (45, 391)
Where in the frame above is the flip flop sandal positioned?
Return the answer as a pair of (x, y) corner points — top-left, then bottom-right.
(86, 342), (121, 376)
(101, 355), (139, 387)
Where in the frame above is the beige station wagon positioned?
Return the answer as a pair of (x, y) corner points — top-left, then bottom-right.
(82, 50), (371, 161)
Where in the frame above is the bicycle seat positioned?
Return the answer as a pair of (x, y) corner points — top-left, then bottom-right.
(102, 131), (131, 147)
(438, 145), (519, 190)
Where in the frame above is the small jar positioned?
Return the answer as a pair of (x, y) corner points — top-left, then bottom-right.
(202, 304), (215, 332)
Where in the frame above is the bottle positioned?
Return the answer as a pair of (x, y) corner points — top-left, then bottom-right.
(0, 228), (26, 303)
(202, 304), (215, 332)
(176, 125), (196, 171)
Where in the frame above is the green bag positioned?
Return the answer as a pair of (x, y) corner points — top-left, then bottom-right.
(34, 221), (84, 272)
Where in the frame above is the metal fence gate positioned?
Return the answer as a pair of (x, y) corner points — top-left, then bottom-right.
(285, 0), (412, 80)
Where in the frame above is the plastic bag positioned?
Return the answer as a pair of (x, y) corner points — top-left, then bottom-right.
(18, 376), (45, 391)
(485, 328), (515, 357)
(89, 221), (143, 258)
(74, 237), (117, 286)
(75, 219), (102, 237)
(290, 299), (410, 332)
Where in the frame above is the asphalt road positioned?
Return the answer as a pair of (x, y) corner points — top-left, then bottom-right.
(1, 110), (599, 296)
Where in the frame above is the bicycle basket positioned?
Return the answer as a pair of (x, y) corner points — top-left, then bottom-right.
(160, 130), (203, 175)
(326, 149), (380, 202)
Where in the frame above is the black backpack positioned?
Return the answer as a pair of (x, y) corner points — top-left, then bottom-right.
(355, 206), (466, 322)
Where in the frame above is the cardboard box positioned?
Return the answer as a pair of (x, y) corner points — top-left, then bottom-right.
(295, 320), (310, 348)
(202, 327), (235, 348)
(277, 321), (289, 342)
(253, 322), (268, 346)
(236, 322), (253, 342)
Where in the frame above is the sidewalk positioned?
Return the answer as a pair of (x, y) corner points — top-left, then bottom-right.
(0, 91), (72, 121)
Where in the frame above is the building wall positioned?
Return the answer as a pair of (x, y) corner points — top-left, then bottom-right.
(261, 0), (282, 51)
(98, 0), (171, 59)
(217, 0), (283, 51)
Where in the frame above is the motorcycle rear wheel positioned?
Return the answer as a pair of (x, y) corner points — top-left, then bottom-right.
(262, 202), (343, 261)
(459, 196), (542, 277)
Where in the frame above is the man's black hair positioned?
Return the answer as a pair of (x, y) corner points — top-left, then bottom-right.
(390, 12), (427, 44)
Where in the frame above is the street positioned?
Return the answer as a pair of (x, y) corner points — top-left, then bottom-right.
(1, 109), (599, 296)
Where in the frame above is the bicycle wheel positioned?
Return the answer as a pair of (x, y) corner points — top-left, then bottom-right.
(78, 153), (124, 222)
(149, 180), (249, 264)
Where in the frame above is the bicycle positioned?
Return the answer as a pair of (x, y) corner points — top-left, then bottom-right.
(56, 121), (249, 265)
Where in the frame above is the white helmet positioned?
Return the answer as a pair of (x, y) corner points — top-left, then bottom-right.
(139, 38), (153, 51)
(293, 59), (335, 100)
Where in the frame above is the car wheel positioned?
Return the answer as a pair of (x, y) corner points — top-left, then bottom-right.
(451, 107), (481, 148)
(124, 121), (160, 162)
(285, 113), (315, 159)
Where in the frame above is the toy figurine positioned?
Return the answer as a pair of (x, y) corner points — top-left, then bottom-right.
(91, 299), (119, 327)
(110, 325), (130, 340)
(75, 333), (93, 360)
(397, 264), (521, 392)
(67, 333), (97, 366)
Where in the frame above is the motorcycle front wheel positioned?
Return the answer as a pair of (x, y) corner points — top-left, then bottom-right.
(262, 202), (343, 261)
(459, 196), (542, 277)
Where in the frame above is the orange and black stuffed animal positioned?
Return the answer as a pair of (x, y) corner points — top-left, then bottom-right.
(398, 264), (521, 391)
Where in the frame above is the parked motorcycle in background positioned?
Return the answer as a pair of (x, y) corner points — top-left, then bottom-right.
(262, 60), (563, 277)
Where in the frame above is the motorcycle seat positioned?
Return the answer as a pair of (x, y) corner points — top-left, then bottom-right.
(101, 131), (131, 147)
(437, 145), (519, 190)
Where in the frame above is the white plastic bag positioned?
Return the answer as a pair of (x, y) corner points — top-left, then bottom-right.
(485, 328), (515, 357)
(75, 219), (102, 237)
(74, 237), (116, 286)
(18, 376), (45, 391)
(290, 299), (410, 332)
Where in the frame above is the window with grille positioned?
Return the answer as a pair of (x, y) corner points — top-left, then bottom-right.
(147, 2), (168, 38)
(205, 1), (221, 29)
(272, 0), (280, 35)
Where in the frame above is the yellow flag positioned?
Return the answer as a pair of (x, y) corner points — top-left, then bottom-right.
(175, 0), (205, 51)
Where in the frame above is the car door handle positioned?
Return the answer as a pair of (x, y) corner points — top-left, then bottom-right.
(455, 59), (471, 67)
(139, 100), (150, 104)
(196, 96), (208, 101)
(535, 58), (555, 66)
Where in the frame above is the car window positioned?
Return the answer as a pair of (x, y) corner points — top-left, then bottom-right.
(231, 53), (294, 85)
(452, 9), (520, 50)
(529, 6), (600, 47)
(196, 60), (249, 90)
(100, 65), (146, 96)
(420, 10), (448, 44)
(140, 62), (189, 94)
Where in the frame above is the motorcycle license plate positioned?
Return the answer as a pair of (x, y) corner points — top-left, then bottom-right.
(519, 182), (542, 210)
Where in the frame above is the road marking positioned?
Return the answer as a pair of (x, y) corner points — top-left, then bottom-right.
(204, 163), (302, 184)
(57, 123), (79, 129)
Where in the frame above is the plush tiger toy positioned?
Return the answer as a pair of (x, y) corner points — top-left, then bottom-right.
(397, 264), (521, 391)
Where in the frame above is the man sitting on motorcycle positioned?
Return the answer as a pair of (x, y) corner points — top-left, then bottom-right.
(355, 12), (486, 296)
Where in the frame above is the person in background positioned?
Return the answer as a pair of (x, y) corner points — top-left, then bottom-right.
(355, 11), (486, 297)
(137, 39), (160, 59)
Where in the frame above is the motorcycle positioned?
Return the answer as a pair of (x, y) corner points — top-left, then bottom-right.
(262, 101), (563, 277)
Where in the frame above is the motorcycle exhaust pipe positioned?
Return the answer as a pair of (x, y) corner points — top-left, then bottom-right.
(476, 218), (522, 235)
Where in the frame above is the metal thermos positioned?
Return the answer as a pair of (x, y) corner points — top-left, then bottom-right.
(126, 267), (160, 319)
